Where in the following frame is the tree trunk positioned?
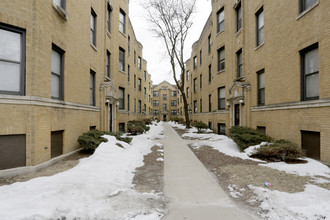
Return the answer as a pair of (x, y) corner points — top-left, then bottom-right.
(181, 90), (190, 128)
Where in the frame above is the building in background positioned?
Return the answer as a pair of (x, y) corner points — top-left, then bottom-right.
(0, 0), (153, 170)
(184, 0), (330, 164)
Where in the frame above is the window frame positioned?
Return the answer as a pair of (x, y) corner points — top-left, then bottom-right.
(119, 9), (126, 34)
(193, 56), (197, 69)
(236, 2), (242, 32)
(193, 78), (197, 92)
(257, 69), (265, 106)
(138, 56), (142, 70)
(217, 46), (225, 72)
(256, 7), (264, 47)
(90, 70), (95, 106)
(119, 47), (125, 72)
(107, 4), (112, 33)
(138, 78), (142, 92)
(209, 94), (212, 112)
(119, 87), (125, 110)
(217, 7), (225, 33)
(106, 50), (110, 78)
(237, 49), (242, 78)
(208, 34), (212, 53)
(218, 123), (226, 135)
(0, 24), (26, 96)
(208, 65), (212, 82)
(51, 44), (65, 100)
(163, 94), (167, 101)
(200, 98), (202, 113)
(91, 8), (97, 47)
(299, 0), (318, 13)
(218, 87), (226, 110)
(200, 74), (202, 89)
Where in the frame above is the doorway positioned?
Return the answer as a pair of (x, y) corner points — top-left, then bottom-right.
(234, 104), (240, 126)
(51, 131), (63, 158)
(109, 104), (113, 132)
(163, 114), (167, 121)
(301, 131), (320, 160)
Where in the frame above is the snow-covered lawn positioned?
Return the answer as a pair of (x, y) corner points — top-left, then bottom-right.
(0, 122), (165, 220)
(169, 121), (330, 220)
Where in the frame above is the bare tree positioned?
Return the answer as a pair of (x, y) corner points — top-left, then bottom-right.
(144, 0), (196, 128)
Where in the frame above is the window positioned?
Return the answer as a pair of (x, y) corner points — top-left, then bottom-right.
(144, 87), (146, 97)
(257, 126), (266, 135)
(144, 71), (146, 81)
(171, 100), (177, 106)
(163, 104), (167, 110)
(171, 110), (177, 115)
(186, 71), (190, 81)
(134, 74), (136, 89)
(119, 47), (125, 72)
(91, 9), (96, 46)
(138, 56), (142, 70)
(138, 100), (141, 113)
(236, 2), (242, 32)
(208, 122), (212, 130)
(51, 45), (64, 100)
(119, 123), (125, 132)
(134, 98), (136, 112)
(90, 70), (95, 106)
(187, 87), (189, 98)
(218, 87), (225, 110)
(208, 65), (212, 82)
(237, 49), (242, 78)
(256, 7), (264, 47)
(163, 94), (167, 100)
(200, 99), (202, 113)
(153, 100), (159, 106)
(119, 9), (126, 34)
(0, 25), (25, 95)
(208, 34), (212, 52)
(143, 104), (146, 112)
(53, 0), (65, 9)
(128, 36), (130, 53)
(194, 100), (197, 113)
(299, 0), (318, 13)
(200, 50), (202, 65)
(301, 44), (319, 100)
(128, 65), (130, 81)
(149, 82), (151, 90)
(193, 56), (197, 69)
(209, 94), (212, 112)
(153, 110), (159, 115)
(138, 78), (141, 91)
(171, 91), (177, 97)
(218, 123), (226, 135)
(217, 47), (225, 72)
(217, 8), (224, 33)
(194, 78), (197, 92)
(119, 87), (125, 110)
(107, 4), (111, 33)
(153, 91), (159, 97)
(134, 50), (136, 66)
(106, 50), (110, 78)
(200, 74), (202, 89)
(257, 69), (265, 105)
(127, 94), (130, 111)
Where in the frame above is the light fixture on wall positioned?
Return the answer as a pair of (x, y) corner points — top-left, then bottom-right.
(226, 102), (231, 107)
(105, 99), (110, 105)
(239, 99), (244, 104)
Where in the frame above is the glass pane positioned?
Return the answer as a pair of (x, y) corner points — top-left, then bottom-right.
(219, 10), (224, 22)
(306, 74), (319, 98)
(220, 22), (224, 32)
(0, 61), (20, 92)
(259, 89), (265, 104)
(90, 74), (94, 88)
(259, 72), (265, 88)
(90, 14), (95, 30)
(90, 89), (94, 105)
(51, 50), (61, 74)
(119, 89), (124, 99)
(258, 27), (264, 45)
(258, 11), (264, 28)
(305, 48), (318, 74)
(306, 0), (317, 8)
(220, 49), (225, 60)
(51, 73), (60, 98)
(0, 29), (21, 62)
(219, 88), (225, 98)
(220, 99), (225, 109)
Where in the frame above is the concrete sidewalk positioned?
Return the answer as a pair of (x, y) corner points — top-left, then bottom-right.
(160, 122), (257, 220)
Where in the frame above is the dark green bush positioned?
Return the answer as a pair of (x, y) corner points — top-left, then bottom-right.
(251, 139), (303, 162)
(127, 120), (150, 135)
(143, 118), (152, 125)
(191, 121), (208, 133)
(78, 130), (132, 152)
(229, 126), (273, 151)
(171, 117), (185, 124)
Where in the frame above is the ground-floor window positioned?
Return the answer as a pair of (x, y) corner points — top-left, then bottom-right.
(301, 130), (320, 160)
(119, 123), (125, 132)
(0, 134), (26, 170)
(257, 126), (266, 135)
(218, 123), (226, 135)
(51, 130), (63, 159)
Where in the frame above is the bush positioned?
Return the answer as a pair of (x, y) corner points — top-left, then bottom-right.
(127, 120), (150, 135)
(172, 117), (185, 124)
(229, 126), (273, 151)
(191, 121), (208, 133)
(251, 139), (303, 162)
(78, 130), (132, 152)
(143, 118), (152, 125)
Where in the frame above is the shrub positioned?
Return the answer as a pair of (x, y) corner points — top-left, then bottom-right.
(143, 118), (152, 125)
(251, 139), (303, 162)
(191, 121), (208, 133)
(127, 120), (150, 135)
(78, 130), (132, 152)
(229, 126), (273, 151)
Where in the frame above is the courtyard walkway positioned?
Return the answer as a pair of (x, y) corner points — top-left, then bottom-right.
(160, 122), (257, 220)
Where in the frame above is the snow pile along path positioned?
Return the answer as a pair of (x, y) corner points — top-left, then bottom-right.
(0, 122), (165, 220)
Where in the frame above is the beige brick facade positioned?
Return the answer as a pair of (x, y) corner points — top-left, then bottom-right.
(0, 0), (153, 169)
(185, 0), (330, 163)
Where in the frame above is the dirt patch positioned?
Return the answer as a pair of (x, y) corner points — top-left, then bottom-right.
(189, 145), (315, 216)
(133, 145), (164, 193)
(0, 151), (91, 186)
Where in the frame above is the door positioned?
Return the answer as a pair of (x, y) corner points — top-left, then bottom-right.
(163, 114), (167, 121)
(301, 131), (320, 160)
(0, 134), (26, 170)
(234, 104), (240, 126)
(109, 104), (113, 132)
(51, 131), (63, 158)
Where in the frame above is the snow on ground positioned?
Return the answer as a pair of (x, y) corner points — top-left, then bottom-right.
(0, 122), (165, 220)
(177, 124), (330, 220)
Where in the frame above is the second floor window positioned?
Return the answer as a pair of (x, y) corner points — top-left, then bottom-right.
(119, 87), (125, 110)
(237, 49), (242, 78)
(217, 47), (225, 72)
(119, 47), (125, 72)
(119, 9), (126, 34)
(217, 7), (224, 33)
(257, 69), (265, 105)
(194, 100), (197, 113)
(256, 7), (264, 47)
(90, 71), (95, 106)
(209, 94), (212, 112)
(90, 9), (97, 46)
(218, 87), (225, 110)
(106, 50), (110, 78)
(51, 45), (64, 100)
(200, 74), (202, 89)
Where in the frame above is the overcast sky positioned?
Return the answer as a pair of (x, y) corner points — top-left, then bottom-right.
(129, 0), (212, 85)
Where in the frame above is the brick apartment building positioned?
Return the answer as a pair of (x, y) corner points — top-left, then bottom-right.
(0, 0), (153, 170)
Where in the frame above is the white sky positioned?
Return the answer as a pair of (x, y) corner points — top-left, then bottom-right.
(129, 0), (212, 85)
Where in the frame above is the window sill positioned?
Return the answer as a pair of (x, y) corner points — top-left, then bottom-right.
(296, 1), (319, 20)
(119, 31), (126, 38)
(217, 69), (226, 74)
(52, 3), (69, 21)
(235, 28), (242, 37)
(104, 76), (111, 81)
(90, 44), (97, 52)
(254, 42), (264, 51)
(119, 70), (126, 74)
(107, 31), (112, 38)
(216, 30), (225, 37)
